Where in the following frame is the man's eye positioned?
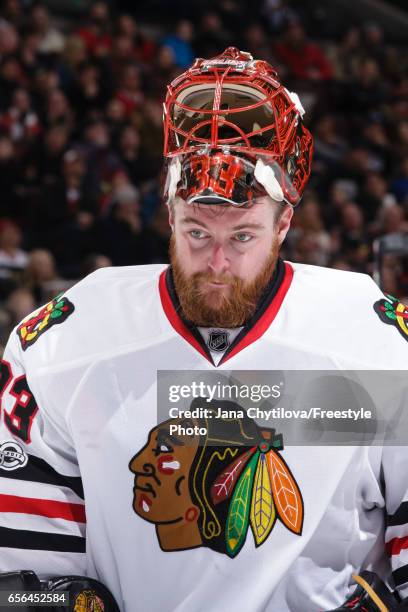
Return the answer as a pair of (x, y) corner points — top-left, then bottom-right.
(190, 229), (207, 239)
(234, 233), (252, 242)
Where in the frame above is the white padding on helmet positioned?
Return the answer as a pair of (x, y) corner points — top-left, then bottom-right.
(284, 87), (305, 118)
(254, 158), (284, 202)
(167, 157), (182, 201)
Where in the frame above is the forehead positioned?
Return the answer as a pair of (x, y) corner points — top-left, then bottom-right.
(174, 198), (275, 229)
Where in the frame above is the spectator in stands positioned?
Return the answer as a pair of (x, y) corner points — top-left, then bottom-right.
(30, 4), (65, 57)
(335, 202), (371, 272)
(97, 184), (149, 266)
(360, 172), (396, 222)
(262, 0), (297, 34)
(348, 58), (387, 116)
(115, 63), (144, 118)
(23, 248), (61, 304)
(162, 20), (195, 69)
(0, 88), (41, 145)
(33, 125), (70, 186)
(243, 22), (275, 66)
(68, 62), (107, 117)
(313, 114), (347, 167)
(143, 202), (171, 263)
(391, 157), (408, 205)
(361, 23), (386, 69)
(45, 88), (73, 131)
(0, 19), (19, 57)
(377, 204), (408, 236)
(81, 253), (112, 277)
(40, 149), (97, 277)
(5, 286), (36, 328)
(290, 196), (332, 266)
(0, 56), (24, 111)
(82, 118), (123, 211)
(274, 20), (333, 82)
(147, 45), (178, 100)
(105, 97), (127, 144)
(0, 136), (19, 218)
(2, 0), (24, 29)
(331, 26), (362, 81)
(117, 124), (157, 185)
(0, 219), (28, 299)
(195, 11), (232, 59)
(115, 14), (156, 66)
(76, 0), (112, 58)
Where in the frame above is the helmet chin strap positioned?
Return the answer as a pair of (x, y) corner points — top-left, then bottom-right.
(254, 159), (284, 203)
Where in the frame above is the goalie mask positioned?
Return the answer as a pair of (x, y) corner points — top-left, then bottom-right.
(163, 47), (313, 207)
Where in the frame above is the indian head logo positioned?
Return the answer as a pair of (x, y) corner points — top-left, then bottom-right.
(17, 293), (75, 350)
(129, 398), (303, 558)
(374, 294), (408, 342)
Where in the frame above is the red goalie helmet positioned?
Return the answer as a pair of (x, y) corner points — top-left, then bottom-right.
(163, 47), (313, 207)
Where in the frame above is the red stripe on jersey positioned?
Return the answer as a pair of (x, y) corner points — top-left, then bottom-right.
(385, 536), (408, 556)
(220, 262), (294, 364)
(159, 269), (211, 362)
(0, 493), (86, 523)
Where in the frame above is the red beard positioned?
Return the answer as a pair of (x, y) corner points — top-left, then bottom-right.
(170, 236), (279, 327)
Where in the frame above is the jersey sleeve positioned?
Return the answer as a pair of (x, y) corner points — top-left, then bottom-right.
(0, 327), (86, 579)
(383, 443), (408, 597)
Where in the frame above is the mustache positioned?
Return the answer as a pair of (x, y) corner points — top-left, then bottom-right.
(193, 272), (238, 285)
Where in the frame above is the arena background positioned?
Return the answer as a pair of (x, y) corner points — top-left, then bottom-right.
(0, 0), (407, 349)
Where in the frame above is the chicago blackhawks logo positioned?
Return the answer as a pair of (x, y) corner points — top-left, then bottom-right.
(17, 293), (75, 350)
(74, 590), (104, 612)
(374, 294), (408, 341)
(129, 398), (303, 557)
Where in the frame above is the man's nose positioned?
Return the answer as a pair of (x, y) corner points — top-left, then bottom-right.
(208, 244), (230, 275)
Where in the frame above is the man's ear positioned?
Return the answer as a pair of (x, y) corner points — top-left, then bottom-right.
(276, 204), (293, 246)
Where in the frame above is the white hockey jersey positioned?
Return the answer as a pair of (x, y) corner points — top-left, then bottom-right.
(0, 260), (408, 612)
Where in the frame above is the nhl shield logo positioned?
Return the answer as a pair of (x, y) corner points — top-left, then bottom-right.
(207, 330), (230, 352)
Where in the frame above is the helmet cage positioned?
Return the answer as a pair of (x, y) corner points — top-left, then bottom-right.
(163, 48), (313, 205)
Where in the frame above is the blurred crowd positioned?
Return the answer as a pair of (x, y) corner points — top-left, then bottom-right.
(0, 0), (407, 346)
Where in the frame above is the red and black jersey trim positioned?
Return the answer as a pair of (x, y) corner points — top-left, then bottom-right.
(0, 526), (85, 553)
(387, 502), (408, 587)
(0, 493), (85, 522)
(0, 453), (84, 499)
(393, 565), (408, 589)
(159, 258), (293, 366)
(387, 502), (408, 527)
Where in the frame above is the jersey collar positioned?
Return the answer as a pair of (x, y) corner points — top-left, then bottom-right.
(159, 258), (293, 366)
